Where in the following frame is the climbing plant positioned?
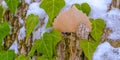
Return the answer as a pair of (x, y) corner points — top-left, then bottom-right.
(0, 0), (106, 60)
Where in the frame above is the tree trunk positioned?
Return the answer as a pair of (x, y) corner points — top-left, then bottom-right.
(1, 0), (120, 60)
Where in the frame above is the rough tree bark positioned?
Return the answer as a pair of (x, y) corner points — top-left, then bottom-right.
(1, 0), (120, 60)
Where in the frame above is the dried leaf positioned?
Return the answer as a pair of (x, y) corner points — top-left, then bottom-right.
(53, 6), (91, 32)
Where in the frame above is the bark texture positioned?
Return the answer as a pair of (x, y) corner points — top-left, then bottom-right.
(1, 0), (120, 60)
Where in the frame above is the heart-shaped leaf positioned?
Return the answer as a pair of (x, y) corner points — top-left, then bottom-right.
(0, 50), (15, 60)
(15, 54), (29, 60)
(28, 30), (62, 59)
(0, 22), (10, 47)
(40, 0), (65, 28)
(26, 14), (39, 40)
(5, 0), (19, 14)
(90, 18), (105, 41)
(80, 39), (99, 60)
(75, 3), (91, 16)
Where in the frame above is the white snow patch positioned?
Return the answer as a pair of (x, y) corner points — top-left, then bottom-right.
(63, 0), (112, 19)
(26, 2), (47, 19)
(1, 0), (8, 9)
(33, 28), (42, 40)
(62, 0), (81, 12)
(65, 0), (81, 5)
(19, 17), (24, 24)
(25, 0), (31, 4)
(9, 41), (19, 54)
(89, 0), (112, 18)
(93, 42), (120, 60)
(103, 8), (120, 40)
(18, 26), (26, 40)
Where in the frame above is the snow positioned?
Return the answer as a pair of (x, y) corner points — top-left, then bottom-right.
(62, 0), (81, 12)
(9, 41), (19, 54)
(1, 0), (8, 9)
(18, 26), (26, 40)
(25, 0), (31, 4)
(93, 42), (120, 60)
(18, 17), (25, 41)
(19, 17), (24, 24)
(63, 0), (112, 19)
(103, 8), (120, 40)
(88, 0), (112, 19)
(65, 0), (81, 5)
(26, 2), (47, 19)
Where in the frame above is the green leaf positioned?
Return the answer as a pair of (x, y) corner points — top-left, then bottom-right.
(80, 39), (99, 60)
(80, 18), (105, 60)
(28, 40), (39, 57)
(0, 22), (10, 46)
(36, 56), (56, 60)
(75, 3), (91, 16)
(5, 0), (19, 14)
(74, 4), (81, 10)
(40, 0), (65, 28)
(36, 56), (48, 60)
(0, 50), (15, 60)
(26, 14), (39, 40)
(15, 54), (29, 60)
(80, 3), (91, 16)
(90, 18), (105, 41)
(28, 30), (62, 58)
(0, 6), (4, 23)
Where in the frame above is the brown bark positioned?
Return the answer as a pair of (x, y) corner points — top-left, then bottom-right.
(1, 0), (120, 60)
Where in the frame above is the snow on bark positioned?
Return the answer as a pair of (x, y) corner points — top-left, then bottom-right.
(19, 17), (24, 24)
(18, 26), (26, 40)
(26, 2), (46, 19)
(25, 0), (31, 4)
(93, 42), (120, 60)
(9, 41), (19, 54)
(103, 8), (120, 40)
(88, 0), (112, 19)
